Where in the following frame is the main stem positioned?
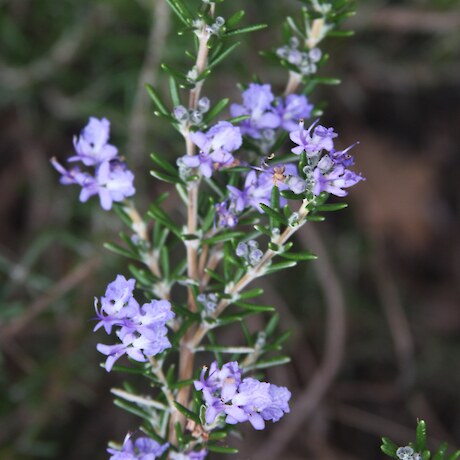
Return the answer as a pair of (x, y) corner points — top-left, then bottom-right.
(171, 21), (212, 441)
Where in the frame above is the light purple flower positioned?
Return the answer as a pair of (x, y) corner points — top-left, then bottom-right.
(182, 121), (242, 177)
(171, 449), (208, 460)
(195, 361), (291, 430)
(289, 120), (337, 156)
(227, 163), (299, 213)
(215, 201), (238, 228)
(94, 276), (174, 371)
(70, 117), (118, 166)
(230, 83), (281, 139)
(78, 160), (135, 211)
(276, 94), (313, 132)
(313, 165), (364, 197)
(194, 361), (241, 393)
(51, 117), (136, 211)
(108, 433), (169, 460)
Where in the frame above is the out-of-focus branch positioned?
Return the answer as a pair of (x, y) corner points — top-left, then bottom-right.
(373, 244), (415, 390)
(254, 225), (346, 460)
(0, 256), (101, 340)
(127, 0), (171, 163)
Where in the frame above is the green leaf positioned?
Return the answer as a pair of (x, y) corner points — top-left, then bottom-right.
(259, 204), (288, 225)
(238, 288), (264, 300)
(209, 431), (228, 441)
(433, 443), (448, 460)
(168, 76), (181, 107)
(279, 250), (317, 261)
(227, 114), (250, 124)
(164, 0), (193, 26)
(203, 98), (229, 124)
(265, 260), (297, 274)
(204, 267), (225, 284)
(315, 203), (348, 212)
(254, 224), (271, 236)
(148, 204), (181, 237)
(415, 420), (427, 452)
(207, 445), (238, 454)
(145, 84), (169, 116)
(448, 451), (460, 460)
(235, 301), (275, 312)
(247, 356), (291, 371)
(150, 152), (180, 177)
(198, 345), (255, 354)
(265, 314), (279, 336)
(306, 215), (326, 222)
(173, 401), (200, 424)
(104, 242), (135, 259)
(226, 10), (245, 28)
(209, 42), (241, 69)
(225, 23), (267, 37)
(161, 63), (186, 80)
(150, 169), (181, 184)
(311, 76), (341, 85)
(169, 379), (195, 390)
(380, 438), (398, 458)
(202, 231), (245, 245)
(114, 399), (151, 420)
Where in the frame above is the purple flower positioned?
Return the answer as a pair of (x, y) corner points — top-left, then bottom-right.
(78, 160), (135, 211)
(171, 450), (208, 460)
(182, 122), (242, 177)
(108, 433), (169, 460)
(276, 94), (313, 132)
(227, 163), (299, 213)
(289, 120), (337, 156)
(230, 83), (281, 139)
(330, 143), (358, 168)
(51, 117), (136, 211)
(260, 384), (291, 423)
(70, 117), (118, 166)
(226, 378), (272, 430)
(215, 201), (238, 228)
(194, 361), (241, 393)
(313, 165), (364, 197)
(94, 276), (174, 371)
(195, 361), (291, 430)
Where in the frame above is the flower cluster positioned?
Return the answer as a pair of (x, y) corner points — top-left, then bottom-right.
(51, 117), (135, 210)
(194, 361), (291, 430)
(108, 433), (169, 460)
(276, 37), (322, 76)
(290, 120), (364, 197)
(174, 97), (210, 127)
(396, 447), (421, 460)
(230, 83), (313, 139)
(180, 121), (242, 178)
(94, 275), (174, 371)
(235, 240), (263, 266)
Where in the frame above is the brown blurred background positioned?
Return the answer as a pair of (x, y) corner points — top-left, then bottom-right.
(0, 0), (459, 459)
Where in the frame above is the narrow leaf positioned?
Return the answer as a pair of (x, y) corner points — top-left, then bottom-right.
(225, 23), (267, 36)
(145, 84), (169, 115)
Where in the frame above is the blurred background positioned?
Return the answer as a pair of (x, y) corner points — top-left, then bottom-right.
(1, 0), (459, 458)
